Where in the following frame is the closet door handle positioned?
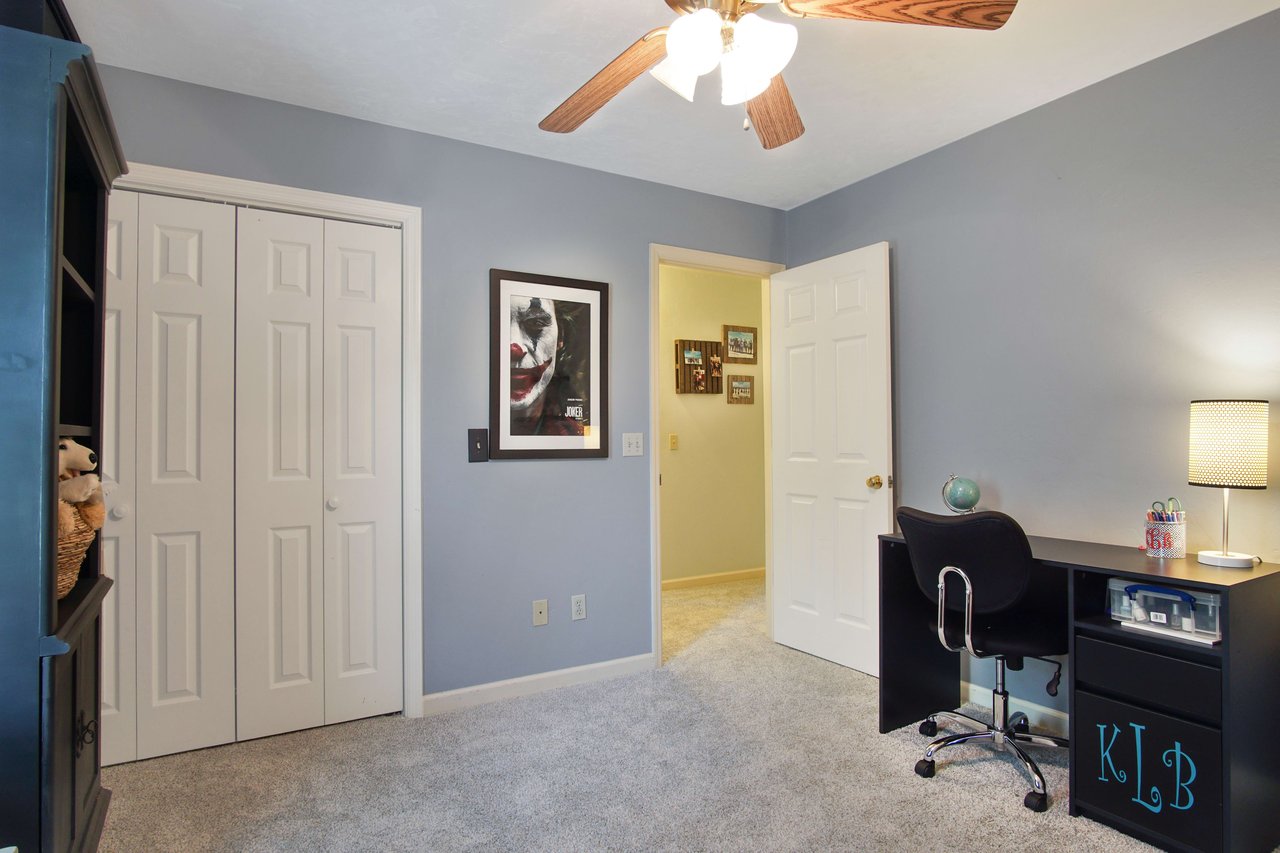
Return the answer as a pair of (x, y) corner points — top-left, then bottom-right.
(326, 497), (341, 510)
(110, 502), (131, 520)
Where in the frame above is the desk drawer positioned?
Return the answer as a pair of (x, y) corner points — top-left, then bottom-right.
(1075, 636), (1221, 725)
(1073, 690), (1222, 852)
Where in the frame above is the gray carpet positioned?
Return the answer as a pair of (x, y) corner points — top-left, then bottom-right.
(101, 580), (1155, 852)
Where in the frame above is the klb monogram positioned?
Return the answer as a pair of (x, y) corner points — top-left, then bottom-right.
(1097, 722), (1197, 812)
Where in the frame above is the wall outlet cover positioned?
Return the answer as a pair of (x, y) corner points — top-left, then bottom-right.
(571, 594), (586, 620)
(532, 598), (548, 626)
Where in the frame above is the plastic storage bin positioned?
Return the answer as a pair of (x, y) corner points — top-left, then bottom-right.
(1107, 578), (1222, 645)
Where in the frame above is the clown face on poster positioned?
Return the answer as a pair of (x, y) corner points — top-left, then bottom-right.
(489, 269), (609, 459)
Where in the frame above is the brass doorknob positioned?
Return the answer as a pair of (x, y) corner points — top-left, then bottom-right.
(866, 475), (883, 489)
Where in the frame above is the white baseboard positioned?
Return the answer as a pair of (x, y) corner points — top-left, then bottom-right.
(962, 680), (1069, 738)
(421, 653), (657, 716)
(661, 567), (764, 590)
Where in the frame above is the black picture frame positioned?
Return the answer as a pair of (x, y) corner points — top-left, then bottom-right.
(489, 269), (609, 459)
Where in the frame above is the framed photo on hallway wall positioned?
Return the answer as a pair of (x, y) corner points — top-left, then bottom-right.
(490, 269), (609, 459)
(723, 325), (757, 364)
(727, 375), (755, 404)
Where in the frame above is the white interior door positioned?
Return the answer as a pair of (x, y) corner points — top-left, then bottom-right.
(235, 209), (326, 740)
(323, 219), (403, 722)
(135, 194), (237, 758)
(100, 189), (138, 766)
(770, 242), (892, 676)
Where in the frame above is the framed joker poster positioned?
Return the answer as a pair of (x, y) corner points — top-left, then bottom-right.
(489, 269), (609, 459)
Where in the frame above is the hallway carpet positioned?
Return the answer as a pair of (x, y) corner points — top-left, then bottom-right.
(100, 580), (1154, 852)
(661, 576), (763, 663)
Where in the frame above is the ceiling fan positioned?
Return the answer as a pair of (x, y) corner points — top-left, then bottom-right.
(539, 0), (1019, 150)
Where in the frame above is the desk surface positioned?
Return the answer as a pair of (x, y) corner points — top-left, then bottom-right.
(880, 531), (1280, 590)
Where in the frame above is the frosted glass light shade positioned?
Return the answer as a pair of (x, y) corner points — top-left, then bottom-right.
(735, 13), (797, 80)
(719, 48), (773, 105)
(650, 57), (700, 101)
(665, 8), (723, 77)
(1188, 399), (1269, 489)
(719, 13), (797, 106)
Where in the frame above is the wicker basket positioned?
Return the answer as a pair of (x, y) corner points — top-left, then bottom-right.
(56, 499), (95, 599)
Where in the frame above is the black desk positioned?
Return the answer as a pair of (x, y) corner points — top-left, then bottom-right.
(879, 533), (1280, 853)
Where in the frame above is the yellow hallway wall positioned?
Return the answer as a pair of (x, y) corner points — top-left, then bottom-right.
(658, 264), (766, 582)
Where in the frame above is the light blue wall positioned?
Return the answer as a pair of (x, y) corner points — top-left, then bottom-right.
(98, 66), (785, 693)
(99, 8), (1280, 702)
(787, 10), (1280, 551)
(786, 10), (1280, 707)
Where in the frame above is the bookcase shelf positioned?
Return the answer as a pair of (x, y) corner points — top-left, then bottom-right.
(0, 5), (125, 850)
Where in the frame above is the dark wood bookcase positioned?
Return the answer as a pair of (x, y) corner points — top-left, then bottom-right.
(0, 3), (126, 850)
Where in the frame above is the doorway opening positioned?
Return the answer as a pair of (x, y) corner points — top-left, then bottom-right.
(648, 245), (783, 666)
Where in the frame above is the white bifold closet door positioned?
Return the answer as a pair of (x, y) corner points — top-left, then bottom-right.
(100, 190), (138, 767)
(135, 194), (239, 759)
(234, 209), (403, 741)
(101, 192), (403, 763)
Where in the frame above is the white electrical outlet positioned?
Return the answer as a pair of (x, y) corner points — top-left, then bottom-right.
(571, 594), (586, 621)
(622, 432), (644, 457)
(532, 599), (548, 626)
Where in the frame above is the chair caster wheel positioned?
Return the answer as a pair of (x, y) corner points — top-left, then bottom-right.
(915, 759), (936, 778)
(1024, 791), (1048, 812)
(918, 719), (937, 737)
(1014, 718), (1030, 734)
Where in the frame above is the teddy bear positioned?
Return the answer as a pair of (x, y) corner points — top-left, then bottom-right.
(57, 436), (105, 536)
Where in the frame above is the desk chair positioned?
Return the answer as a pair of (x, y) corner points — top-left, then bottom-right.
(895, 507), (1070, 812)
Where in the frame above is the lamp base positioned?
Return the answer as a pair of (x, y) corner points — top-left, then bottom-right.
(1196, 550), (1257, 568)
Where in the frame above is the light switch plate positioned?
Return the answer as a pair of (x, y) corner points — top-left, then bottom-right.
(467, 428), (488, 462)
(622, 432), (643, 456)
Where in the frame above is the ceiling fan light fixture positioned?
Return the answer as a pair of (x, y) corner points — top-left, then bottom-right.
(650, 57), (700, 102)
(733, 13), (798, 81)
(719, 13), (796, 106)
(664, 7), (724, 77)
(719, 52), (772, 106)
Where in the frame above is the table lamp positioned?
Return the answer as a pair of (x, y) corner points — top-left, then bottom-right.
(1187, 399), (1269, 567)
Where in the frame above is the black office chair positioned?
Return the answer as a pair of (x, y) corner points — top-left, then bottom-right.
(895, 507), (1070, 812)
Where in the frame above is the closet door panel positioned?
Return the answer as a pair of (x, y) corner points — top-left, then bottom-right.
(135, 194), (236, 759)
(235, 209), (326, 740)
(323, 220), (403, 723)
(100, 190), (138, 766)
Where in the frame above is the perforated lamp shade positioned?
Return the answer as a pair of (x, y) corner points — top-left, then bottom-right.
(1188, 400), (1269, 489)
(1188, 399), (1269, 567)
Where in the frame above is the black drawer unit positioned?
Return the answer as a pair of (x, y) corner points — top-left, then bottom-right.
(1066, 560), (1280, 853)
(1074, 636), (1221, 725)
(1073, 690), (1222, 852)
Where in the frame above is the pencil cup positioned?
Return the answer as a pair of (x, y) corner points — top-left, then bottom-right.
(1145, 519), (1186, 559)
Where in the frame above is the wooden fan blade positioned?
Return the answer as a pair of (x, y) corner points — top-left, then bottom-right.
(746, 76), (805, 150)
(778, 0), (1017, 30)
(539, 29), (668, 134)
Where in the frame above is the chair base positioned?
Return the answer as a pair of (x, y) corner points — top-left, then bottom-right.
(914, 660), (1068, 812)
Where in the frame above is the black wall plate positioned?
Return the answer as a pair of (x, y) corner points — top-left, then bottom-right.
(467, 429), (489, 463)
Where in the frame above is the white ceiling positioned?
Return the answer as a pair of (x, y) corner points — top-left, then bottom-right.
(68, 0), (1280, 210)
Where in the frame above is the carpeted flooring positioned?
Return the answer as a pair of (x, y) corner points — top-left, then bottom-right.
(100, 577), (1157, 852)
(661, 576), (764, 663)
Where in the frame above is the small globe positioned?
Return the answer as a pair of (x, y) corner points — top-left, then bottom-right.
(942, 475), (981, 513)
